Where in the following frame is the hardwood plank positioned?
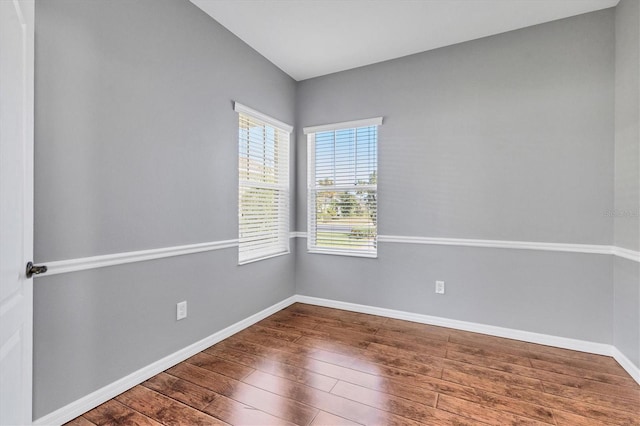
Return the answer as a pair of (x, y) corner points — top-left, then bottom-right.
(447, 330), (531, 350)
(296, 324), (373, 350)
(443, 360), (544, 391)
(231, 333), (365, 367)
(446, 348), (538, 378)
(525, 342), (629, 370)
(300, 353), (385, 388)
(184, 351), (255, 380)
(552, 409), (611, 426)
(204, 342), (307, 370)
(142, 372), (296, 425)
(353, 344), (444, 378)
(329, 380), (478, 425)
(229, 331), (316, 358)
(281, 339), (484, 405)
(313, 316), (381, 335)
(257, 316), (322, 334)
(142, 372), (217, 410)
(448, 334), (534, 359)
(527, 350), (634, 379)
(446, 341), (533, 367)
(330, 379), (437, 412)
(309, 321), (450, 358)
(166, 362), (234, 394)
(294, 336), (366, 358)
(541, 381), (640, 415)
(241, 369), (443, 426)
(219, 336), (316, 369)
(369, 333), (450, 358)
(364, 376), (443, 406)
(447, 388), (557, 424)
(266, 310), (380, 335)
(531, 357), (639, 388)
(310, 411), (363, 426)
(303, 351), (464, 405)
(531, 367), (640, 400)
(63, 416), (98, 426)
(442, 368), (541, 399)
(406, 367), (555, 423)
(285, 304), (388, 328)
(442, 369), (640, 425)
(81, 399), (162, 426)
(553, 393), (640, 425)
(294, 335), (445, 384)
(114, 386), (225, 425)
(240, 324), (303, 343)
(202, 394), (298, 426)
(168, 362), (318, 425)
(205, 345), (338, 392)
(203, 344), (265, 367)
(308, 345), (447, 387)
(379, 317), (452, 342)
(371, 327), (450, 354)
(436, 394), (552, 425)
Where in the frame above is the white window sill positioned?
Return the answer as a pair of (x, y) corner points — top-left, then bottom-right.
(307, 249), (377, 259)
(238, 250), (290, 265)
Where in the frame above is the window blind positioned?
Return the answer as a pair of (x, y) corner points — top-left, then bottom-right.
(306, 119), (380, 257)
(237, 104), (290, 264)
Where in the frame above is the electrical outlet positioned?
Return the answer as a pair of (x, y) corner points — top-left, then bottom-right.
(435, 281), (445, 294)
(176, 301), (187, 320)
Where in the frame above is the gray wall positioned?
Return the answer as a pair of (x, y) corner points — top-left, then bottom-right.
(296, 11), (615, 342)
(296, 244), (613, 342)
(613, 0), (640, 370)
(34, 0), (296, 419)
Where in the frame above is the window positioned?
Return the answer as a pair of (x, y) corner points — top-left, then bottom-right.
(236, 102), (291, 264)
(305, 117), (382, 257)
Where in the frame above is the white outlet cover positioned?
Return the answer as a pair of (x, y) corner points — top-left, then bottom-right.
(177, 301), (187, 320)
(435, 281), (445, 294)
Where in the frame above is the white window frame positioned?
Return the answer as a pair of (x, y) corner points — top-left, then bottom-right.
(236, 102), (292, 265)
(304, 117), (382, 258)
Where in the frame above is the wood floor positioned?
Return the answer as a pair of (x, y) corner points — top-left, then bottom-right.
(66, 303), (640, 426)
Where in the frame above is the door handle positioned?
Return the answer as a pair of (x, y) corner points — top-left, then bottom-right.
(26, 261), (47, 278)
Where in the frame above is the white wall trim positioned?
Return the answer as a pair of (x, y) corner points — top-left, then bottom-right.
(611, 245), (640, 263)
(294, 295), (640, 384)
(611, 346), (640, 384)
(40, 239), (240, 276)
(32, 296), (298, 426)
(296, 232), (640, 262)
(378, 234), (612, 255)
(37, 234), (639, 278)
(40, 233), (298, 277)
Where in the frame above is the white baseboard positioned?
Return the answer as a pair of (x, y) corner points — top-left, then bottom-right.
(294, 295), (612, 355)
(611, 346), (640, 384)
(32, 296), (297, 426)
(294, 295), (640, 384)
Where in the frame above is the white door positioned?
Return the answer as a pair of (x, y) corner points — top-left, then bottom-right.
(0, 0), (35, 425)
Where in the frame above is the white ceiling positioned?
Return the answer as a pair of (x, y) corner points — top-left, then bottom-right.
(190, 0), (619, 81)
